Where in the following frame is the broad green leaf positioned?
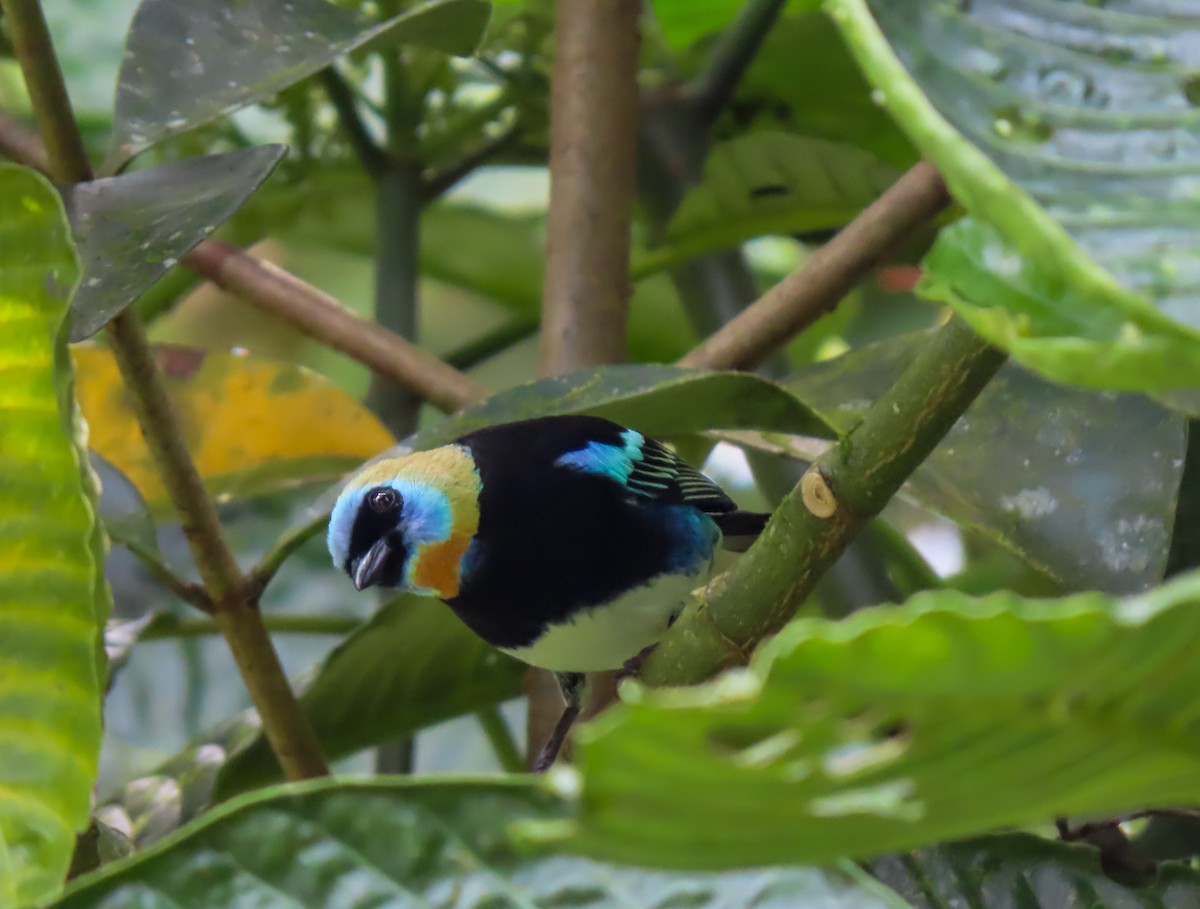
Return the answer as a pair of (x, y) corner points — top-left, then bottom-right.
(55, 778), (911, 908)
(65, 146), (285, 340)
(0, 166), (103, 906)
(415, 364), (832, 448)
(565, 571), (1200, 867)
(216, 597), (525, 798)
(633, 133), (898, 277)
(872, 833), (1200, 909)
(830, 0), (1200, 390)
(737, 12), (915, 168)
(787, 333), (1184, 593)
(109, 0), (490, 167)
(651, 0), (747, 51)
(74, 344), (395, 514)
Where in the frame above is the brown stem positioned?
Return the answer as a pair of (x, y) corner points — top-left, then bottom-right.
(0, 109), (484, 416)
(537, 0), (640, 374)
(2, 0), (330, 781)
(183, 240), (488, 413)
(529, 0), (641, 766)
(677, 161), (952, 371)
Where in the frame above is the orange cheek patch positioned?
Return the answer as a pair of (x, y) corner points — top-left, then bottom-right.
(413, 532), (474, 598)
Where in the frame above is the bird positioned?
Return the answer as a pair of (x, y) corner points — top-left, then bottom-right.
(327, 414), (770, 771)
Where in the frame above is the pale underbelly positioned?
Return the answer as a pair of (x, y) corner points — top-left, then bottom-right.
(500, 566), (715, 672)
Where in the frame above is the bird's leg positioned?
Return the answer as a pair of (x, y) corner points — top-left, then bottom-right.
(532, 671), (585, 773)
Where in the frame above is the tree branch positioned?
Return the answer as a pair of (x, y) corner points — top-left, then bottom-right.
(2, 0), (330, 781)
(530, 0), (641, 764)
(183, 240), (488, 413)
(121, 537), (213, 613)
(0, 109), (485, 416)
(0, 108), (50, 173)
(687, 0), (787, 128)
(537, 0), (640, 373)
(320, 67), (390, 180)
(677, 161), (952, 371)
(642, 316), (1005, 685)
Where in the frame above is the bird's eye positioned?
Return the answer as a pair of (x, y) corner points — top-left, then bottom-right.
(367, 487), (398, 513)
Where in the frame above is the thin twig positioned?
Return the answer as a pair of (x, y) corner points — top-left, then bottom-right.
(677, 161), (953, 371)
(444, 318), (539, 371)
(422, 128), (519, 203)
(244, 511), (329, 602)
(687, 0), (787, 128)
(2, 0), (331, 781)
(138, 613), (362, 641)
(320, 67), (390, 179)
(0, 108), (50, 173)
(184, 239), (488, 413)
(122, 537), (213, 613)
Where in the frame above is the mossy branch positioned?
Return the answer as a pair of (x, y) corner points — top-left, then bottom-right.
(642, 316), (1006, 685)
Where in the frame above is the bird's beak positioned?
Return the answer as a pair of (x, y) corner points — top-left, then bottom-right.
(352, 538), (391, 591)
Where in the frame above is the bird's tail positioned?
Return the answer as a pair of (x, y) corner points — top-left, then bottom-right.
(714, 510), (770, 552)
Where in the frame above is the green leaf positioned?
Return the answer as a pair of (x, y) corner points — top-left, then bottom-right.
(737, 12), (916, 168)
(565, 571), (1200, 867)
(873, 833), (1200, 908)
(109, 0), (491, 167)
(787, 333), (1184, 593)
(65, 146), (285, 340)
(56, 778), (911, 908)
(829, 0), (1200, 390)
(651, 0), (746, 50)
(216, 598), (526, 798)
(633, 132), (898, 277)
(415, 364), (832, 449)
(0, 166), (103, 906)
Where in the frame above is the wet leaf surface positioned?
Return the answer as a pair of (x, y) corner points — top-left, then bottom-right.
(65, 146), (285, 340)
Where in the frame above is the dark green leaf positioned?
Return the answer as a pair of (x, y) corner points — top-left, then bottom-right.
(788, 333), (1184, 593)
(65, 146), (285, 340)
(874, 833), (1200, 909)
(109, 0), (490, 166)
(216, 597), (525, 798)
(0, 166), (103, 905)
(416, 364), (832, 449)
(565, 572), (1200, 867)
(831, 0), (1200, 389)
(57, 779), (911, 908)
(634, 132), (898, 277)
(738, 12), (916, 167)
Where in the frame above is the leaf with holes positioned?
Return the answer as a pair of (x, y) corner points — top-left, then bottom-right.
(633, 132), (899, 277)
(215, 597), (526, 798)
(0, 166), (104, 906)
(74, 344), (394, 514)
(109, 0), (489, 166)
(53, 778), (912, 908)
(830, 0), (1200, 390)
(65, 146), (285, 340)
(786, 332), (1185, 593)
(564, 572), (1200, 867)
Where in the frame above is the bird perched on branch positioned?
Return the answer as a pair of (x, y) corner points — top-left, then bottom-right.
(328, 414), (770, 771)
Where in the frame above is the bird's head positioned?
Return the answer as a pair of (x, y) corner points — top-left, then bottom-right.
(327, 445), (482, 598)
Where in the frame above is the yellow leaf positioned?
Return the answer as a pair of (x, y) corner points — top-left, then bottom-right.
(74, 344), (394, 513)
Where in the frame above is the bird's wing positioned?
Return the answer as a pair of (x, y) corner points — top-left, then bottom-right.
(554, 431), (737, 516)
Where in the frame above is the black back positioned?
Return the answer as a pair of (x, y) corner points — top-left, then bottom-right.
(445, 416), (698, 649)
